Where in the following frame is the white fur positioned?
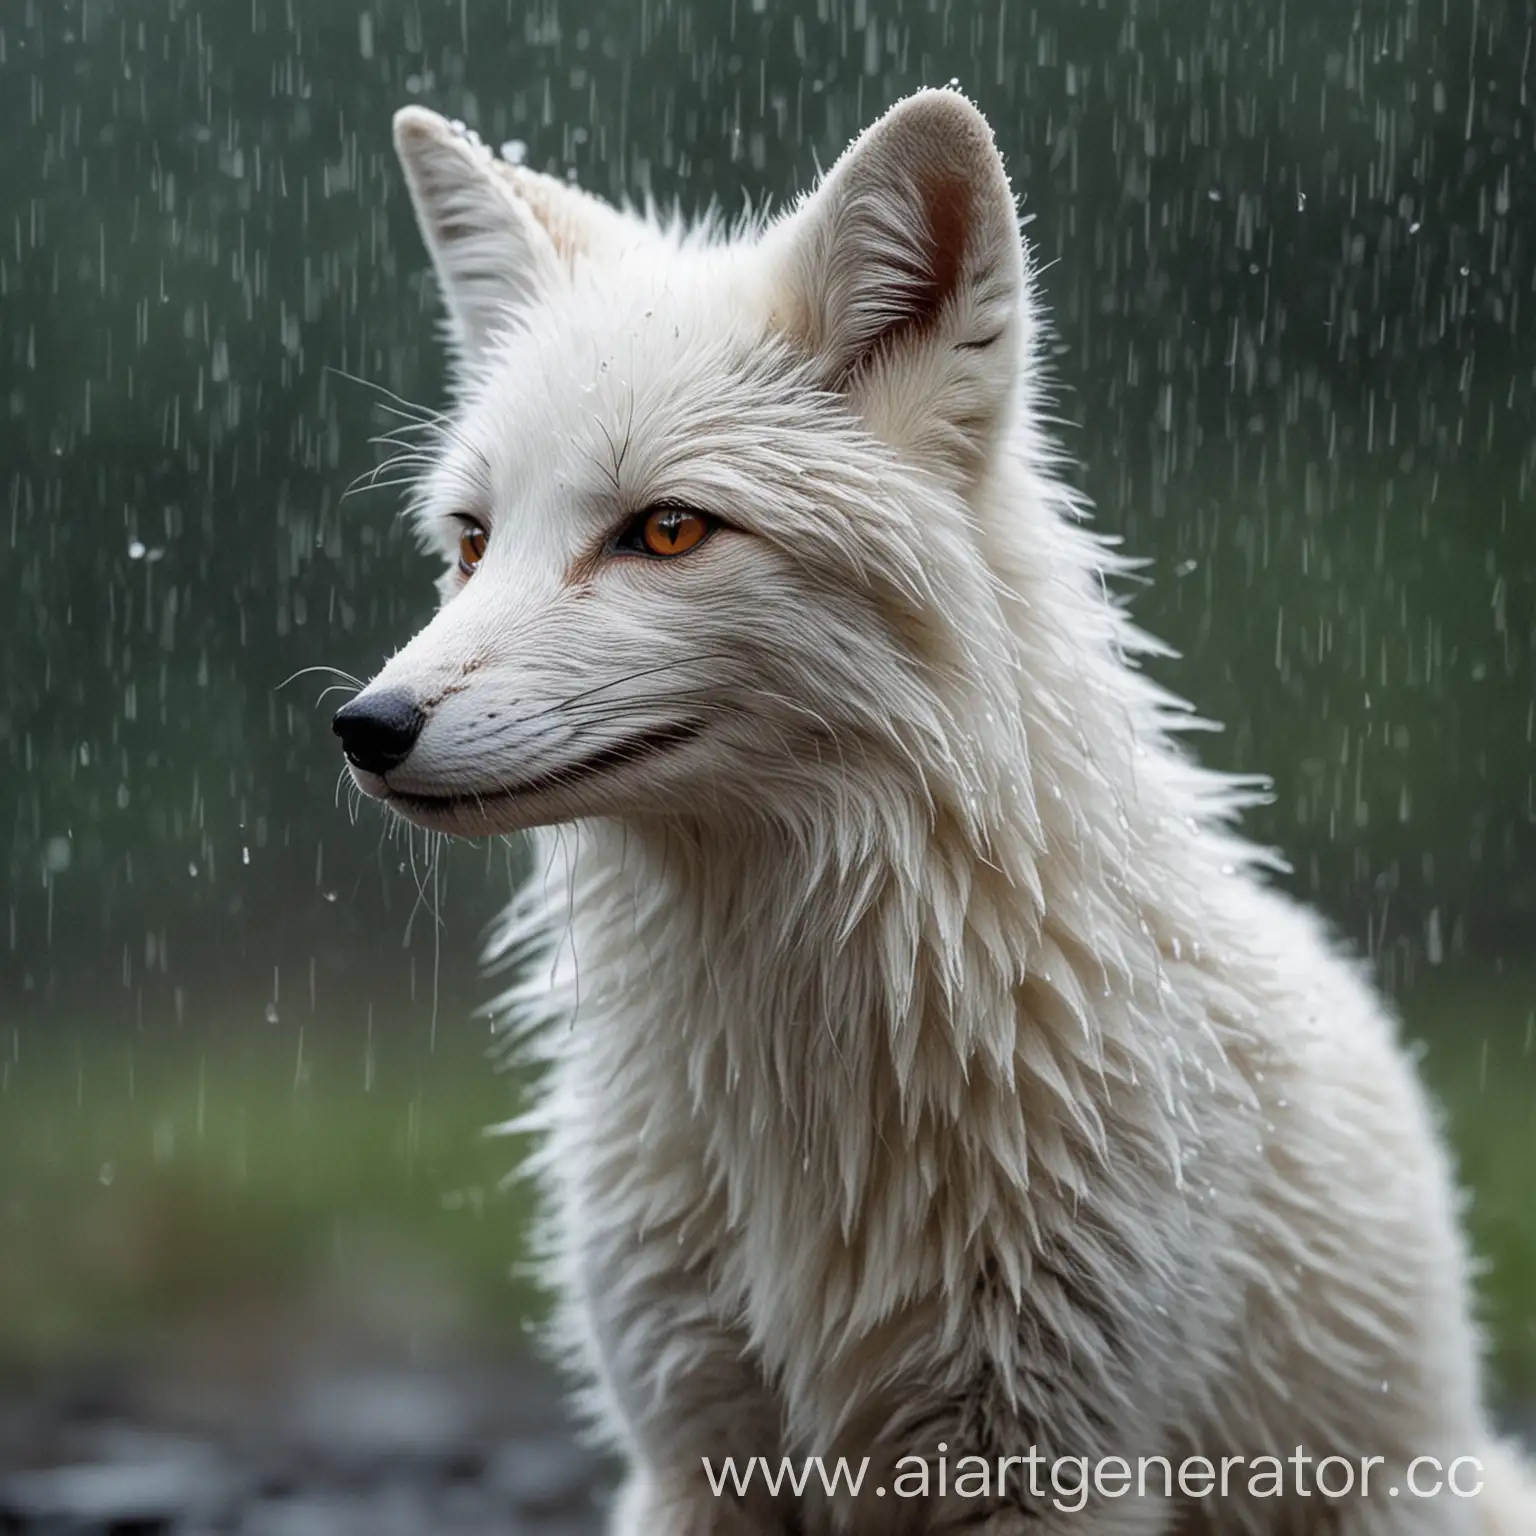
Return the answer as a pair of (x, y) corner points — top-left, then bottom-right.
(346, 92), (1536, 1533)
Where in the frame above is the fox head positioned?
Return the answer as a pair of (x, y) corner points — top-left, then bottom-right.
(337, 89), (1039, 842)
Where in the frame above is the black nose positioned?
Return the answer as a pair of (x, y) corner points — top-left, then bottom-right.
(332, 690), (426, 776)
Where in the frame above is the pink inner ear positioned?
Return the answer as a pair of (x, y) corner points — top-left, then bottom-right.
(495, 167), (578, 260)
(914, 171), (971, 330)
(828, 161), (976, 389)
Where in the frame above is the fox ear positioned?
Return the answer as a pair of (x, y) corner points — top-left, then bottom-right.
(768, 89), (1026, 475)
(393, 107), (566, 369)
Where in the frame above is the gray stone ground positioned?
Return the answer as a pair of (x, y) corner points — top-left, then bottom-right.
(0, 1355), (611, 1535)
(3, 1356), (1531, 1535)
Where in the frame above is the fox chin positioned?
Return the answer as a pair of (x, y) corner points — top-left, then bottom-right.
(331, 87), (1536, 1535)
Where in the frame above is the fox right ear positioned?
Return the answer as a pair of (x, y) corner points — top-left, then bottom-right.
(392, 107), (563, 372)
(764, 89), (1025, 480)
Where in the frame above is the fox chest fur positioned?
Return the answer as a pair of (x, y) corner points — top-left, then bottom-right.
(516, 822), (1274, 1495)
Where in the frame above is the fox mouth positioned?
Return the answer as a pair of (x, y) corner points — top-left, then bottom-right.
(384, 716), (707, 822)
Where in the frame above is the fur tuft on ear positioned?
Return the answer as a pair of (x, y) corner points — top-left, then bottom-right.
(766, 88), (1027, 476)
(494, 163), (643, 268)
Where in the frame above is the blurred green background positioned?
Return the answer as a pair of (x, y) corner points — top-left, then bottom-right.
(1, 0), (1532, 1404)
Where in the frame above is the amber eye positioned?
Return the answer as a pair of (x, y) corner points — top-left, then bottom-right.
(458, 524), (488, 576)
(633, 505), (713, 558)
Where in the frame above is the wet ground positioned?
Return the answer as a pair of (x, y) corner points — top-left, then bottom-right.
(3, 1354), (1531, 1535)
(0, 1354), (611, 1535)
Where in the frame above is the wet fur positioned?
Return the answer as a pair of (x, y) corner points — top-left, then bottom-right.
(346, 89), (1536, 1533)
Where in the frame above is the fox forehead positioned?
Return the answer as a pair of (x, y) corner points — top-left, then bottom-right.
(418, 246), (835, 538)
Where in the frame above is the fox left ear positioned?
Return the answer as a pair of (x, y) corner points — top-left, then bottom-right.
(393, 107), (641, 377)
(394, 107), (564, 371)
(767, 89), (1026, 477)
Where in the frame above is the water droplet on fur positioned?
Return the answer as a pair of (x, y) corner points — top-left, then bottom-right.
(499, 139), (528, 165)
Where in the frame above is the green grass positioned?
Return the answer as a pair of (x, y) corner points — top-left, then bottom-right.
(0, 965), (1532, 1399)
(1407, 965), (1536, 1402)
(0, 1025), (542, 1370)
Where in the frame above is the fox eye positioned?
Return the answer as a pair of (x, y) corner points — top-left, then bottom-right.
(458, 523), (488, 576)
(622, 505), (715, 559)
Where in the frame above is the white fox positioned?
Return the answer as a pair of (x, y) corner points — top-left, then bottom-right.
(334, 89), (1535, 1534)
